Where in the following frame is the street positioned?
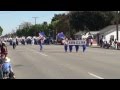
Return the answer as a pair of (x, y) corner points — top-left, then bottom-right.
(7, 44), (120, 79)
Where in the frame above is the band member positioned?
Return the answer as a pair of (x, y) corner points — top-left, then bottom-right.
(82, 38), (86, 52)
(62, 37), (68, 52)
(38, 36), (45, 51)
(12, 38), (16, 49)
(75, 38), (79, 52)
(69, 38), (73, 53)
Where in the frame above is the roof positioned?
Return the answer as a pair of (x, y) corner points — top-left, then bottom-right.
(99, 25), (120, 36)
(89, 31), (100, 35)
(74, 31), (86, 35)
(75, 25), (120, 36)
(75, 31), (99, 36)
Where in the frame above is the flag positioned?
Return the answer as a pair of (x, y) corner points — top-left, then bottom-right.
(57, 32), (65, 39)
(60, 32), (65, 39)
(39, 32), (46, 40)
(39, 32), (44, 38)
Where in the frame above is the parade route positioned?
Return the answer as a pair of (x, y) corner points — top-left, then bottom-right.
(7, 44), (120, 79)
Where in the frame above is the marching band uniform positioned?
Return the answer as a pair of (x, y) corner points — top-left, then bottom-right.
(69, 38), (73, 53)
(75, 39), (79, 52)
(62, 38), (68, 52)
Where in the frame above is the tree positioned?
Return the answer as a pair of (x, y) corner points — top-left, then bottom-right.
(16, 22), (33, 37)
(69, 11), (115, 32)
(20, 22), (32, 29)
(51, 20), (59, 39)
(41, 22), (49, 36)
(0, 26), (3, 36)
(16, 29), (22, 37)
(51, 13), (70, 37)
(16, 21), (51, 37)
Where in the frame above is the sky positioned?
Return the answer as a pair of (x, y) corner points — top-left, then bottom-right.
(0, 11), (67, 35)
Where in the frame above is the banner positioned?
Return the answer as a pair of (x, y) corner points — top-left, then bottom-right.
(68, 40), (86, 45)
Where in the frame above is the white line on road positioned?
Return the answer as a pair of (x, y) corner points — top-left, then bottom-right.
(39, 52), (48, 56)
(88, 72), (104, 79)
(24, 47), (48, 57)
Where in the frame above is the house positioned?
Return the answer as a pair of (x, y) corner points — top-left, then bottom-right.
(74, 31), (86, 39)
(75, 25), (120, 44)
(98, 25), (120, 43)
(74, 31), (99, 39)
(74, 31), (99, 46)
(82, 31), (99, 39)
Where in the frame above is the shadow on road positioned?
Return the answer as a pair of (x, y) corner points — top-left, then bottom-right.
(13, 64), (24, 67)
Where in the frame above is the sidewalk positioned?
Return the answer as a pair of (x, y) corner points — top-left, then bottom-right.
(89, 45), (101, 48)
(89, 45), (120, 50)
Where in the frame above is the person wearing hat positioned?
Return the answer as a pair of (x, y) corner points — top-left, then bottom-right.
(0, 54), (4, 79)
(1, 54), (15, 79)
(0, 54), (6, 79)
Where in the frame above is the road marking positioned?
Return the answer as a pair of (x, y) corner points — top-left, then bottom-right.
(39, 52), (48, 56)
(24, 47), (48, 57)
(88, 72), (104, 79)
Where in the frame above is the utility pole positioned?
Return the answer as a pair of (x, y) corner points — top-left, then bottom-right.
(19, 25), (20, 30)
(32, 17), (39, 36)
(68, 13), (71, 38)
(116, 11), (119, 41)
(32, 17), (39, 25)
(116, 11), (119, 49)
(18, 25), (22, 30)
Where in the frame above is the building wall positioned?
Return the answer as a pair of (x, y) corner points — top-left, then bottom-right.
(105, 31), (120, 42)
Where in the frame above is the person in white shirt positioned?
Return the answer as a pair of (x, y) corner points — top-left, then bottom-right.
(62, 37), (68, 52)
(90, 39), (93, 46)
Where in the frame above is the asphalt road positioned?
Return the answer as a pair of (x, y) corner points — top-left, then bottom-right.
(7, 44), (120, 79)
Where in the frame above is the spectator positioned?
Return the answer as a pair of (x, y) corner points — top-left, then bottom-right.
(1, 42), (8, 57)
(1, 54), (15, 79)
